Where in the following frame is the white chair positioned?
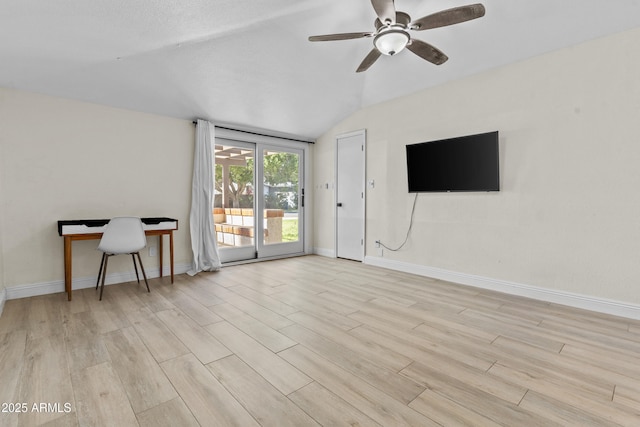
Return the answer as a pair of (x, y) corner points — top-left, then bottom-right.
(96, 217), (150, 300)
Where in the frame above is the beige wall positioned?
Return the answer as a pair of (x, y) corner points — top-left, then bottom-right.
(0, 88), (194, 290)
(314, 27), (640, 305)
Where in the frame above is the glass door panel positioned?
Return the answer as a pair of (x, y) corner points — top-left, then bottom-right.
(258, 147), (304, 258)
(214, 140), (257, 263)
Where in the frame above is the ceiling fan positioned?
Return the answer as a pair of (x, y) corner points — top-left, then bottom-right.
(308, 0), (485, 72)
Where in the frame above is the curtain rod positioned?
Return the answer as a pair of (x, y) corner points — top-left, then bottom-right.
(192, 121), (314, 144)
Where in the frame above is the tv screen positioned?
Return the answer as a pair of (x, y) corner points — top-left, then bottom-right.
(406, 131), (499, 192)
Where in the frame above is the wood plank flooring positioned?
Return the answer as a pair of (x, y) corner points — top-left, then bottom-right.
(2, 255), (640, 426)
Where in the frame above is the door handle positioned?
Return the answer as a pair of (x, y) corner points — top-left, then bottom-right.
(337, 202), (343, 207)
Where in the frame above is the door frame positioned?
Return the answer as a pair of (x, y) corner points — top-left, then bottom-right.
(335, 129), (366, 261)
(215, 128), (310, 264)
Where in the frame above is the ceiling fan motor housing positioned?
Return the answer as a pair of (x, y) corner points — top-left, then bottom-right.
(374, 11), (412, 30)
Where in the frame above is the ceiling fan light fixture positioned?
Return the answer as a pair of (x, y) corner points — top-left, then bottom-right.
(308, 2), (486, 72)
(374, 28), (409, 56)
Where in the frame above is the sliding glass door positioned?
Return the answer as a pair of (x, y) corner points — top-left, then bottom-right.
(214, 139), (304, 263)
(214, 140), (257, 263)
(257, 146), (304, 258)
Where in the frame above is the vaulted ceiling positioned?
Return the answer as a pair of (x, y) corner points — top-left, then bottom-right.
(2, 0), (640, 140)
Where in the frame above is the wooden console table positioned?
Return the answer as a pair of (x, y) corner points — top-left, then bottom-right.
(58, 217), (178, 301)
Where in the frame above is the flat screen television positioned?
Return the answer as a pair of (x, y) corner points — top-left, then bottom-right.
(406, 131), (499, 193)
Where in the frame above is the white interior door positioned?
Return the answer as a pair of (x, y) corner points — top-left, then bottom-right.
(336, 130), (365, 261)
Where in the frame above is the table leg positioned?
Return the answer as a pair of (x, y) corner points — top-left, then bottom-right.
(64, 236), (72, 301)
(170, 230), (174, 283)
(159, 235), (164, 279)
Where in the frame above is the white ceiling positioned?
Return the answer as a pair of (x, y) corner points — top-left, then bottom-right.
(2, 0), (640, 140)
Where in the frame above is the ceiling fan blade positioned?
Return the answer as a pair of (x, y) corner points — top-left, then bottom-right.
(411, 3), (485, 31)
(356, 49), (382, 73)
(407, 39), (448, 65)
(371, 0), (396, 24)
(309, 32), (373, 42)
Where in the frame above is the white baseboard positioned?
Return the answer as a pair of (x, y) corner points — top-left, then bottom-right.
(364, 256), (640, 321)
(5, 263), (191, 300)
(313, 247), (335, 258)
(0, 287), (6, 318)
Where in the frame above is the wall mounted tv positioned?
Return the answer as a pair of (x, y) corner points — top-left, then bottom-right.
(406, 131), (499, 193)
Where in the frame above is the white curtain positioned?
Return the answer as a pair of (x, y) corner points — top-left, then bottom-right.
(187, 119), (221, 275)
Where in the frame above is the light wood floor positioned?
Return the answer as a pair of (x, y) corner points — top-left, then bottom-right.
(2, 255), (640, 426)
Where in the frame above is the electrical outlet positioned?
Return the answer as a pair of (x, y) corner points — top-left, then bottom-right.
(148, 246), (157, 257)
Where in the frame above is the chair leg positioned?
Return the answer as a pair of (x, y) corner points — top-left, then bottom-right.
(99, 254), (110, 301)
(96, 253), (106, 289)
(135, 252), (150, 293)
(131, 253), (140, 283)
